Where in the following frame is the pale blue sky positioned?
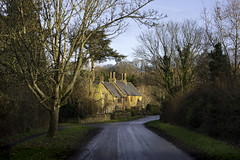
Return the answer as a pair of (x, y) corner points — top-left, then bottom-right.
(97, 0), (223, 66)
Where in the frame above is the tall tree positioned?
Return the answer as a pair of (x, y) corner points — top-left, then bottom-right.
(135, 20), (203, 95)
(85, 30), (125, 81)
(83, 30), (125, 96)
(134, 22), (177, 96)
(174, 20), (204, 92)
(176, 44), (193, 91)
(208, 42), (231, 81)
(0, 0), (162, 138)
(203, 0), (240, 77)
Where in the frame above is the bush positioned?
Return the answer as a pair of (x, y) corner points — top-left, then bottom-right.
(125, 108), (136, 117)
(111, 111), (131, 119)
(59, 102), (78, 123)
(60, 97), (102, 122)
(146, 104), (161, 115)
(77, 97), (101, 118)
(161, 85), (240, 145)
(0, 87), (49, 138)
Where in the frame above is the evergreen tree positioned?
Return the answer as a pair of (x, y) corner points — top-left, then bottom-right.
(208, 42), (231, 81)
(85, 30), (125, 81)
(85, 30), (125, 64)
(161, 55), (174, 95)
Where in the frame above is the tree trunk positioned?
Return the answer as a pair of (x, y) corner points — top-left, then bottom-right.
(89, 57), (95, 97)
(47, 106), (60, 138)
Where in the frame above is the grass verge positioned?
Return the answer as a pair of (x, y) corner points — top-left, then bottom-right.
(0, 128), (47, 147)
(145, 120), (240, 160)
(1, 126), (98, 160)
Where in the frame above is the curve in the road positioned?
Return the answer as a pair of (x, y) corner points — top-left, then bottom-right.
(70, 116), (193, 160)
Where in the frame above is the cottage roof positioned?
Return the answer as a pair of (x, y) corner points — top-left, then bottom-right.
(116, 81), (141, 96)
(102, 82), (124, 98)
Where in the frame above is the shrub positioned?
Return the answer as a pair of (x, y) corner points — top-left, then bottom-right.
(161, 85), (240, 145)
(0, 87), (49, 138)
(60, 97), (102, 122)
(146, 104), (161, 115)
(77, 97), (101, 118)
(125, 108), (136, 117)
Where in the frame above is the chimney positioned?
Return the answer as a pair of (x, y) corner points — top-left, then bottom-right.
(123, 73), (127, 84)
(113, 72), (116, 83)
(109, 72), (116, 83)
(100, 76), (104, 82)
(109, 72), (112, 82)
(123, 73), (127, 83)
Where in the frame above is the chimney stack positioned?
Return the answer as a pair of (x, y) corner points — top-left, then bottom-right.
(124, 73), (127, 83)
(100, 76), (104, 82)
(109, 72), (116, 83)
(113, 72), (116, 83)
(121, 73), (127, 84)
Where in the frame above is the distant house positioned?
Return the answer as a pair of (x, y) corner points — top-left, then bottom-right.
(93, 72), (142, 113)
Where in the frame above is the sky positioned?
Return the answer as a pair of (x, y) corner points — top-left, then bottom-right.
(97, 0), (223, 66)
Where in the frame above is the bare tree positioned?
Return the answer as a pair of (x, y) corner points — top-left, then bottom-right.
(134, 21), (178, 96)
(174, 20), (204, 91)
(0, 0), (162, 138)
(203, 0), (240, 76)
(135, 20), (204, 95)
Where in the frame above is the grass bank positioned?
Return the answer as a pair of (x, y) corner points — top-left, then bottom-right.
(145, 120), (240, 160)
(1, 126), (98, 160)
(0, 128), (48, 148)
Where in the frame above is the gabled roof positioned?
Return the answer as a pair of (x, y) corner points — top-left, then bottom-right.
(102, 82), (124, 98)
(116, 81), (141, 96)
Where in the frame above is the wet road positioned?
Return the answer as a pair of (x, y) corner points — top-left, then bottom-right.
(70, 116), (193, 160)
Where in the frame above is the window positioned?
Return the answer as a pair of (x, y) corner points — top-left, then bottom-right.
(118, 98), (122, 103)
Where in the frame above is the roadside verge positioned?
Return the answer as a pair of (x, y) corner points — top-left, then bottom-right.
(0, 126), (100, 160)
(145, 120), (240, 160)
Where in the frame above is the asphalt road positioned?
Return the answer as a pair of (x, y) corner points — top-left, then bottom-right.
(70, 116), (193, 160)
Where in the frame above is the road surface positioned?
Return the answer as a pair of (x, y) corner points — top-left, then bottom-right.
(70, 116), (193, 160)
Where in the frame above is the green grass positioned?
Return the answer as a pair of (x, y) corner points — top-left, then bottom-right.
(146, 120), (240, 160)
(1, 116), (142, 159)
(1, 126), (95, 160)
(0, 128), (48, 147)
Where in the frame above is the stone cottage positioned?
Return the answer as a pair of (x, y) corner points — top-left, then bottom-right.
(93, 72), (142, 113)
